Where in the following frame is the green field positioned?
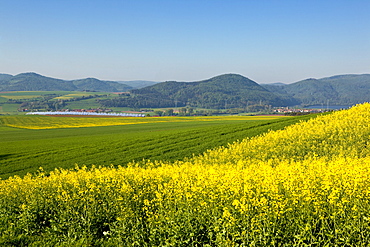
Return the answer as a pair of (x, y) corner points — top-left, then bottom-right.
(0, 91), (120, 113)
(0, 104), (21, 114)
(63, 97), (103, 109)
(0, 114), (318, 179)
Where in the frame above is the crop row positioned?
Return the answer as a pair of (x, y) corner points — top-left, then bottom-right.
(0, 115), (312, 179)
(1, 104), (370, 245)
(1, 115), (283, 129)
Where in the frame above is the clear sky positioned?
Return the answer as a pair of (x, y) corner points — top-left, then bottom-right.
(1, 0), (369, 83)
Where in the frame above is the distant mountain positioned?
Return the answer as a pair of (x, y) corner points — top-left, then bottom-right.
(118, 80), (158, 89)
(262, 74), (370, 106)
(0, 73), (77, 91)
(0, 72), (132, 92)
(72, 78), (132, 92)
(100, 74), (298, 109)
(0, 73), (13, 82)
(2, 72), (370, 107)
(319, 74), (370, 105)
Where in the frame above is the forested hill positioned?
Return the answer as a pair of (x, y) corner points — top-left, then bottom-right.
(2, 72), (370, 107)
(0, 73), (132, 92)
(262, 74), (370, 105)
(0, 73), (13, 81)
(100, 74), (298, 109)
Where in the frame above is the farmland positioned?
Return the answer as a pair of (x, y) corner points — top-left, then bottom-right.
(0, 91), (120, 114)
(0, 114), (310, 179)
(1, 115), (282, 129)
(1, 104), (370, 245)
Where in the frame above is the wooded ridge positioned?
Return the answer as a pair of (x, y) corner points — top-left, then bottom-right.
(1, 72), (370, 107)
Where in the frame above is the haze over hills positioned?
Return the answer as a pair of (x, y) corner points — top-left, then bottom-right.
(1, 72), (370, 108)
(262, 74), (370, 106)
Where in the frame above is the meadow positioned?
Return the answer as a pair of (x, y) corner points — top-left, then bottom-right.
(0, 114), (306, 179)
(0, 91), (120, 114)
(3, 103), (366, 245)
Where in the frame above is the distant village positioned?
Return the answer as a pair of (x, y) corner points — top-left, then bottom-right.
(21, 106), (342, 118)
(273, 107), (330, 115)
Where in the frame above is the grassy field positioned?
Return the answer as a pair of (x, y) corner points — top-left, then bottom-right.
(62, 97), (103, 109)
(0, 91), (120, 113)
(0, 114), (316, 179)
(0, 104), (21, 114)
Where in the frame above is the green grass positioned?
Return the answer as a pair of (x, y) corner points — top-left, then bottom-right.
(0, 103), (21, 114)
(64, 98), (102, 109)
(0, 114), (319, 179)
(0, 91), (121, 114)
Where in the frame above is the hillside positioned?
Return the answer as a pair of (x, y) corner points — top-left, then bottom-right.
(263, 74), (370, 105)
(0, 73), (77, 91)
(2, 72), (370, 107)
(72, 78), (132, 92)
(0, 73), (132, 92)
(101, 74), (298, 109)
(0, 73), (13, 82)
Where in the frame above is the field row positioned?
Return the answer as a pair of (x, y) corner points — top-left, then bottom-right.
(0, 115), (314, 179)
(1, 115), (283, 129)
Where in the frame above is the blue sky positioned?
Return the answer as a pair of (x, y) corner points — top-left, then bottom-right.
(0, 0), (369, 83)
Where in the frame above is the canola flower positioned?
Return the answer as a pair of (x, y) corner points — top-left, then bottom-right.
(1, 103), (370, 246)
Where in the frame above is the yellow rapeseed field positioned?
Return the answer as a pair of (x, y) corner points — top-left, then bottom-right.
(1, 103), (370, 246)
(53, 93), (100, 100)
(0, 95), (41, 100)
(1, 115), (283, 129)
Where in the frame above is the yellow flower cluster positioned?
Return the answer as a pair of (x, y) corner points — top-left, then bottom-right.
(1, 103), (370, 245)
